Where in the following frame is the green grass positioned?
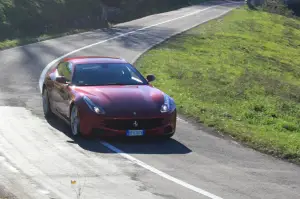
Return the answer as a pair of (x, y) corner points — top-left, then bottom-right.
(135, 7), (300, 163)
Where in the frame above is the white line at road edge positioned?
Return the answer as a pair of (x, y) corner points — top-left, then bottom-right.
(39, 1), (242, 93)
(39, 2), (242, 198)
(101, 141), (223, 199)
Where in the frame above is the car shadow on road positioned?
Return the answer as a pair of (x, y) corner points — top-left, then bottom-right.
(46, 116), (192, 155)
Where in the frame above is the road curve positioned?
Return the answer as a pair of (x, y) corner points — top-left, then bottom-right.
(0, 1), (300, 199)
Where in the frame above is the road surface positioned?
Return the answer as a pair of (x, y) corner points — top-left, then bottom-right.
(0, 1), (300, 199)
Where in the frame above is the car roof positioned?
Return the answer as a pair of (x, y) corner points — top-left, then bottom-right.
(63, 56), (128, 65)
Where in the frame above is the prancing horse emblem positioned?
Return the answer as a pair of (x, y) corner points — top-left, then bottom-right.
(133, 121), (138, 128)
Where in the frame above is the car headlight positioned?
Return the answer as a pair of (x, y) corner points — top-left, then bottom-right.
(160, 94), (176, 113)
(83, 96), (105, 115)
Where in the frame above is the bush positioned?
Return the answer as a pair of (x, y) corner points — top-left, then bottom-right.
(262, 0), (294, 16)
(0, 0), (194, 41)
(247, 0), (294, 16)
(0, 0), (109, 40)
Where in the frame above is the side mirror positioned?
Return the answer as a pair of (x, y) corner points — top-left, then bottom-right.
(55, 76), (68, 84)
(146, 74), (156, 82)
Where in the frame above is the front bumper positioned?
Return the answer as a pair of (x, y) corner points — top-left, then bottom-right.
(78, 108), (177, 137)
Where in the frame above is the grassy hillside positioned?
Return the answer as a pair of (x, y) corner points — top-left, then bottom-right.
(136, 7), (300, 163)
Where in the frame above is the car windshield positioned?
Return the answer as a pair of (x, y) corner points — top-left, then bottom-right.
(72, 63), (149, 86)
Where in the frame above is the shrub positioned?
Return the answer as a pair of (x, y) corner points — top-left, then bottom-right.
(0, 0), (195, 41)
(262, 0), (294, 16)
(246, 0), (294, 16)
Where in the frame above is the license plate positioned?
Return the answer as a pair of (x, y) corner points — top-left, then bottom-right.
(126, 130), (145, 136)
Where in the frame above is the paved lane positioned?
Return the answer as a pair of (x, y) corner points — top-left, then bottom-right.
(1, 1), (300, 199)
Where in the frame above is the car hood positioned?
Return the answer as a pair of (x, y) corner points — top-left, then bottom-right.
(74, 85), (165, 117)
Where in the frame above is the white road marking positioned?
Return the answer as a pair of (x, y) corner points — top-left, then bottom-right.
(0, 156), (19, 173)
(37, 189), (50, 195)
(101, 141), (223, 199)
(39, 1), (242, 93)
(37, 2), (243, 199)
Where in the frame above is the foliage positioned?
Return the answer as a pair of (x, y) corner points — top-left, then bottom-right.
(247, 0), (295, 16)
(0, 0), (197, 42)
(0, 0), (107, 40)
(262, 0), (294, 16)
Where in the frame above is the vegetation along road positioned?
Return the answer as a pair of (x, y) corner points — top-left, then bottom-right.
(136, 3), (300, 164)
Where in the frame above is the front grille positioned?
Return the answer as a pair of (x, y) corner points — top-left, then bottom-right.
(104, 118), (164, 130)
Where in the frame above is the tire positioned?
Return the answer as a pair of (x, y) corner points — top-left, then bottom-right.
(70, 105), (81, 137)
(161, 133), (174, 140)
(42, 87), (54, 118)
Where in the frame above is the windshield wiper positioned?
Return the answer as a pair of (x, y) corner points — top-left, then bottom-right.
(76, 83), (99, 86)
(105, 83), (127, 85)
(75, 83), (139, 86)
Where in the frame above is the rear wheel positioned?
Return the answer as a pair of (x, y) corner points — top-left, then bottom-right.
(42, 87), (54, 118)
(70, 105), (81, 137)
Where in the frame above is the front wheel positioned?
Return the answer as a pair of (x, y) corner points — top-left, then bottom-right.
(70, 105), (81, 137)
(161, 133), (174, 140)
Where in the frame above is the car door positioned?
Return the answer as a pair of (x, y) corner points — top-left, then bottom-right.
(52, 61), (72, 118)
(60, 62), (73, 118)
(50, 62), (64, 114)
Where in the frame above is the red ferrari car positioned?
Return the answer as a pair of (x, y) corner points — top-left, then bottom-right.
(42, 56), (177, 138)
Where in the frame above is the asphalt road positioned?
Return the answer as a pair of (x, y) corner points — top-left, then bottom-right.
(0, 1), (300, 199)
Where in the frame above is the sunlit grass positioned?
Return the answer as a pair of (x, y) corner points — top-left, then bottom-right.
(136, 7), (300, 163)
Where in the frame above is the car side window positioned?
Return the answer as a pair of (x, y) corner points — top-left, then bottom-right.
(57, 62), (72, 82)
(57, 62), (65, 76)
(64, 62), (72, 81)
